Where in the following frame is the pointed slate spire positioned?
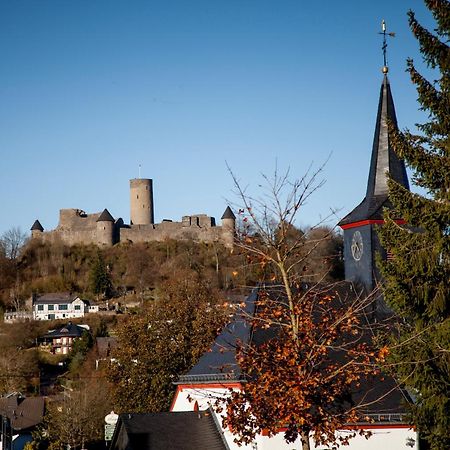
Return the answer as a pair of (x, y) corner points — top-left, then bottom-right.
(366, 75), (409, 198)
(221, 206), (236, 220)
(96, 209), (115, 222)
(339, 75), (409, 226)
(30, 220), (44, 232)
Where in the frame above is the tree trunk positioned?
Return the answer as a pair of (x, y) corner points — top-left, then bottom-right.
(301, 431), (311, 450)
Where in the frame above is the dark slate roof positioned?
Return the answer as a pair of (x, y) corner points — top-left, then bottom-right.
(0, 395), (45, 431)
(30, 220), (44, 231)
(110, 408), (227, 450)
(177, 290), (257, 384)
(97, 208), (115, 222)
(42, 322), (87, 339)
(178, 284), (411, 420)
(221, 206), (236, 220)
(33, 292), (80, 305)
(339, 75), (409, 226)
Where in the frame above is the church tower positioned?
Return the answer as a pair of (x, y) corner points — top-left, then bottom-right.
(338, 71), (409, 293)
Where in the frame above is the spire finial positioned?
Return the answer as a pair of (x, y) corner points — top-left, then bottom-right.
(379, 19), (395, 74)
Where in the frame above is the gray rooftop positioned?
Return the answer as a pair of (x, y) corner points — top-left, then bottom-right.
(42, 322), (88, 339)
(0, 395), (45, 431)
(30, 220), (44, 231)
(110, 408), (228, 450)
(177, 289), (257, 384)
(33, 292), (80, 305)
(97, 208), (115, 222)
(221, 206), (236, 220)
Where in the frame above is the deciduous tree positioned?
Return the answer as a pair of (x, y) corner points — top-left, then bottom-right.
(222, 166), (382, 450)
(0, 227), (27, 260)
(107, 273), (228, 413)
(38, 378), (111, 450)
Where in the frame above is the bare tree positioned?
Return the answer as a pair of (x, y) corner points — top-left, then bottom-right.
(0, 227), (28, 260)
(43, 378), (111, 449)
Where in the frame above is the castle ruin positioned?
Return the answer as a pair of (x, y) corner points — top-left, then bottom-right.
(30, 178), (236, 248)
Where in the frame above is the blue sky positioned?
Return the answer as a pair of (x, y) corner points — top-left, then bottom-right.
(0, 1), (435, 236)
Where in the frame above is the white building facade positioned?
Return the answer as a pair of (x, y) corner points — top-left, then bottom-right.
(32, 293), (89, 321)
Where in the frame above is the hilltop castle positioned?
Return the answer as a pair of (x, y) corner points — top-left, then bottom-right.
(30, 178), (236, 248)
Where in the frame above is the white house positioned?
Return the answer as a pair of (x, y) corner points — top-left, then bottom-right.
(32, 293), (90, 321)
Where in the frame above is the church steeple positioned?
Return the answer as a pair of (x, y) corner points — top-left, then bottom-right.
(367, 75), (410, 197)
(338, 21), (410, 295)
(339, 75), (409, 226)
(338, 72), (409, 293)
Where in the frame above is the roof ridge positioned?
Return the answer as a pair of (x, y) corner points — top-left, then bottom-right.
(97, 208), (115, 222)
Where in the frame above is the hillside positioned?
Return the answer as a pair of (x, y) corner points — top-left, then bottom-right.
(0, 227), (343, 312)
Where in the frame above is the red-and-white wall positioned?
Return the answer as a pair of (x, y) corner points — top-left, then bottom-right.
(171, 383), (418, 450)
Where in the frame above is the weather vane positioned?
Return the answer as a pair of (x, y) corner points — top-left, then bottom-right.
(379, 19), (395, 73)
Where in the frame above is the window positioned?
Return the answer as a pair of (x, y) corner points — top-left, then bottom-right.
(37, 305), (44, 311)
(48, 314), (55, 320)
(59, 304), (68, 310)
(74, 305), (81, 311)
(48, 305), (54, 311)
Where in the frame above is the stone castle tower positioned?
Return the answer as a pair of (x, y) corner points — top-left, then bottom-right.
(96, 209), (115, 246)
(30, 220), (44, 239)
(221, 206), (236, 248)
(130, 178), (154, 225)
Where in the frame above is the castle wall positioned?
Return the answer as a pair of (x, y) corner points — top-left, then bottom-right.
(34, 211), (234, 248)
(39, 228), (98, 246)
(120, 219), (223, 245)
(58, 209), (99, 229)
(36, 209), (101, 246)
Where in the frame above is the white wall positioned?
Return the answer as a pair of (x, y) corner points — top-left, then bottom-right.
(33, 297), (87, 320)
(172, 385), (418, 450)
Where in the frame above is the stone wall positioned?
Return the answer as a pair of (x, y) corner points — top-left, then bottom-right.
(32, 210), (234, 248)
(36, 209), (101, 246)
(120, 215), (225, 245)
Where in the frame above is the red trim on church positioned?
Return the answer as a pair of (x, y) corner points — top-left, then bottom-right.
(340, 219), (405, 230)
(261, 423), (411, 436)
(170, 382), (243, 411)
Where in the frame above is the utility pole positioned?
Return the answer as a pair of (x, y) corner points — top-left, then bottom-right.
(0, 415), (12, 450)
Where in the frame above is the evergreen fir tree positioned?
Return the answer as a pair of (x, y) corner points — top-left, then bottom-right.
(89, 252), (112, 299)
(378, 1), (449, 448)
